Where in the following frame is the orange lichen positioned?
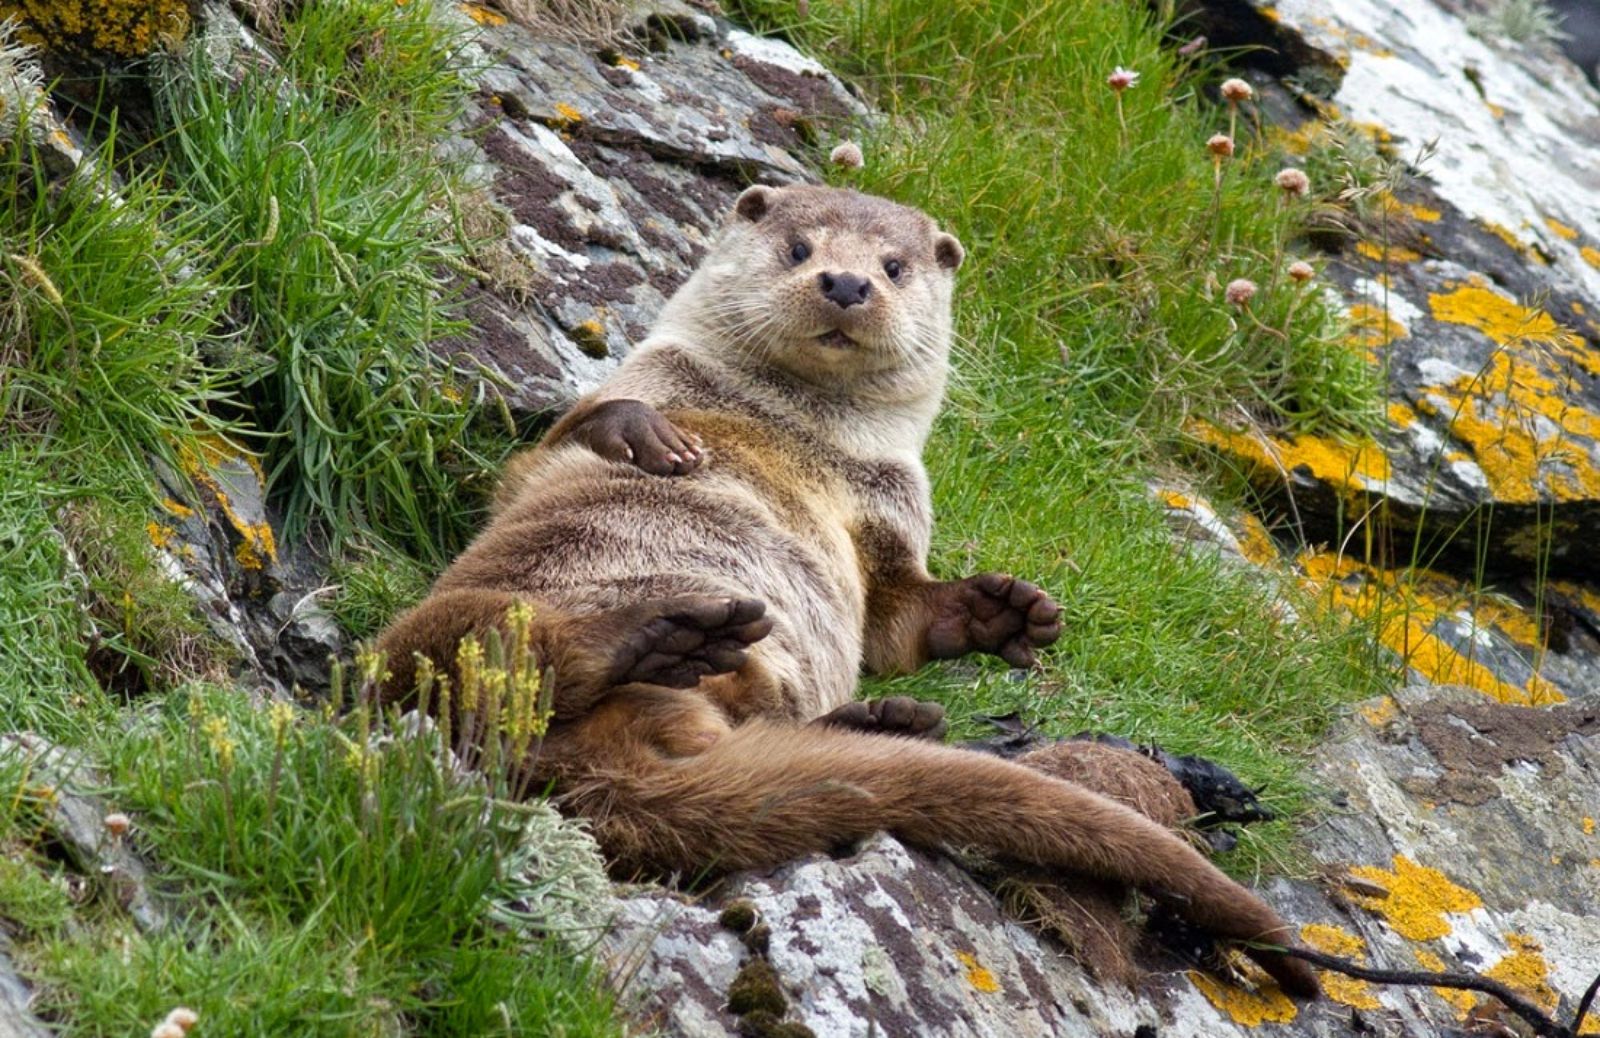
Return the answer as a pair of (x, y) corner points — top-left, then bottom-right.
(1544, 217), (1580, 241)
(1480, 221), (1546, 263)
(1299, 924), (1382, 1009)
(177, 439), (279, 573)
(1354, 240), (1422, 265)
(1419, 283), (1600, 504)
(1, 0), (190, 56)
(553, 102), (584, 126)
(1298, 552), (1562, 705)
(1360, 695), (1399, 727)
(1413, 948), (1478, 1018)
(1234, 510), (1279, 565)
(146, 521), (176, 552)
(954, 951), (999, 994)
(1485, 934), (1560, 1013)
(1189, 959), (1298, 1026)
(458, 2), (506, 25)
(1346, 302), (1408, 360)
(1345, 856), (1482, 940)
(1187, 420), (1390, 498)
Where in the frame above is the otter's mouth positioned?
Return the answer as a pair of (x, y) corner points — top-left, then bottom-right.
(815, 329), (856, 349)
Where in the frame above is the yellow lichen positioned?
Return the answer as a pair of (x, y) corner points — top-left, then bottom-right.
(1582, 246), (1600, 270)
(1298, 552), (1562, 705)
(1544, 217), (1580, 241)
(146, 521), (176, 552)
(1379, 193), (1441, 223)
(1585, 817), (1596, 836)
(1298, 924), (1382, 1010)
(954, 951), (999, 994)
(1484, 934), (1560, 1012)
(177, 438), (280, 572)
(1346, 302), (1408, 360)
(1480, 221), (1546, 263)
(3, 0), (190, 57)
(613, 55), (641, 71)
(1485, 101), (1506, 119)
(1188, 959), (1298, 1026)
(553, 101), (584, 126)
(1234, 511), (1279, 565)
(1419, 283), (1600, 504)
(1345, 856), (1482, 941)
(1354, 240), (1422, 265)
(1360, 695), (1399, 727)
(1187, 420), (1390, 499)
(161, 498), (196, 520)
(458, 2), (506, 25)
(1413, 948), (1478, 1018)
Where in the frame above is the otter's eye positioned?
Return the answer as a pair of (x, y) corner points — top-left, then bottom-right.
(883, 259), (904, 281)
(789, 241), (811, 264)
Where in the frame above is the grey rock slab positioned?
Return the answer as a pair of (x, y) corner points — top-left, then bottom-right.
(1188, 0), (1600, 578)
(0, 940), (49, 1038)
(434, 1), (862, 417)
(600, 682), (1600, 1036)
(0, 734), (165, 934)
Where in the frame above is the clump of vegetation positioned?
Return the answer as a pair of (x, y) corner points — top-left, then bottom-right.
(1467, 0), (1570, 45)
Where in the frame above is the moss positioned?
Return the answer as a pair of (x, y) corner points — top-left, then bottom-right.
(571, 318), (610, 358)
(726, 958), (787, 1017)
(736, 1011), (816, 1038)
(718, 899), (758, 934)
(1345, 855), (1482, 941)
(0, 0), (192, 57)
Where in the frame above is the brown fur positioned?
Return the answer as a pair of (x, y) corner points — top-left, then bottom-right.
(377, 185), (1319, 999)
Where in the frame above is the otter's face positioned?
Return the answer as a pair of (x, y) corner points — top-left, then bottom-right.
(685, 185), (964, 385)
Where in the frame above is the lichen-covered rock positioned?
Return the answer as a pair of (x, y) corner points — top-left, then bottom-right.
(150, 442), (342, 699)
(602, 684), (1600, 1037)
(0, 0), (193, 58)
(435, 0), (865, 416)
(0, 938), (49, 1038)
(1188, 0), (1600, 579)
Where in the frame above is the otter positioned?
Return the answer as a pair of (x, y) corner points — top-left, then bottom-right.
(377, 184), (1320, 998)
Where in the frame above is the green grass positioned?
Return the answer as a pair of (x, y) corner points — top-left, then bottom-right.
(153, 10), (503, 562)
(729, 0), (1392, 868)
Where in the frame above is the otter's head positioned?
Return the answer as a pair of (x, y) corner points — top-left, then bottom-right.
(663, 185), (964, 391)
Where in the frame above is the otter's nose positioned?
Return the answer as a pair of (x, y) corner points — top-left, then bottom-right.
(819, 272), (871, 309)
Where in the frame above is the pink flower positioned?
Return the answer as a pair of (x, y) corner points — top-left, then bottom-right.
(1220, 78), (1254, 103)
(1225, 278), (1258, 306)
(1107, 66), (1140, 92)
(1274, 167), (1310, 197)
(829, 142), (864, 169)
(1288, 261), (1315, 282)
(1207, 133), (1235, 158)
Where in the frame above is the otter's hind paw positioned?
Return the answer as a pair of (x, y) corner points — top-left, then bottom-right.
(815, 697), (947, 740)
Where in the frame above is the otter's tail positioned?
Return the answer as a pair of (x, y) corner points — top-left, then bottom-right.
(558, 718), (1320, 999)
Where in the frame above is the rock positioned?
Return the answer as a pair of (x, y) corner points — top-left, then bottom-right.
(434, 0), (865, 417)
(150, 444), (342, 699)
(0, 938), (49, 1038)
(1187, 0), (1600, 579)
(602, 684), (1600, 1037)
(0, 734), (166, 934)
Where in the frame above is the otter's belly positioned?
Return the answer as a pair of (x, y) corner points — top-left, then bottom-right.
(439, 454), (867, 716)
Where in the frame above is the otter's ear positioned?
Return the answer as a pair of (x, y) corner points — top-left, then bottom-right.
(934, 232), (965, 271)
(734, 185), (775, 223)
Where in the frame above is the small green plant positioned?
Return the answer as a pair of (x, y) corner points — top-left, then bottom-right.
(328, 550), (433, 639)
(1468, 0), (1570, 45)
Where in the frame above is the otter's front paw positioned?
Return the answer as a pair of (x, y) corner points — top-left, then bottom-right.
(571, 399), (705, 476)
(814, 697), (947, 740)
(926, 574), (1062, 668)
